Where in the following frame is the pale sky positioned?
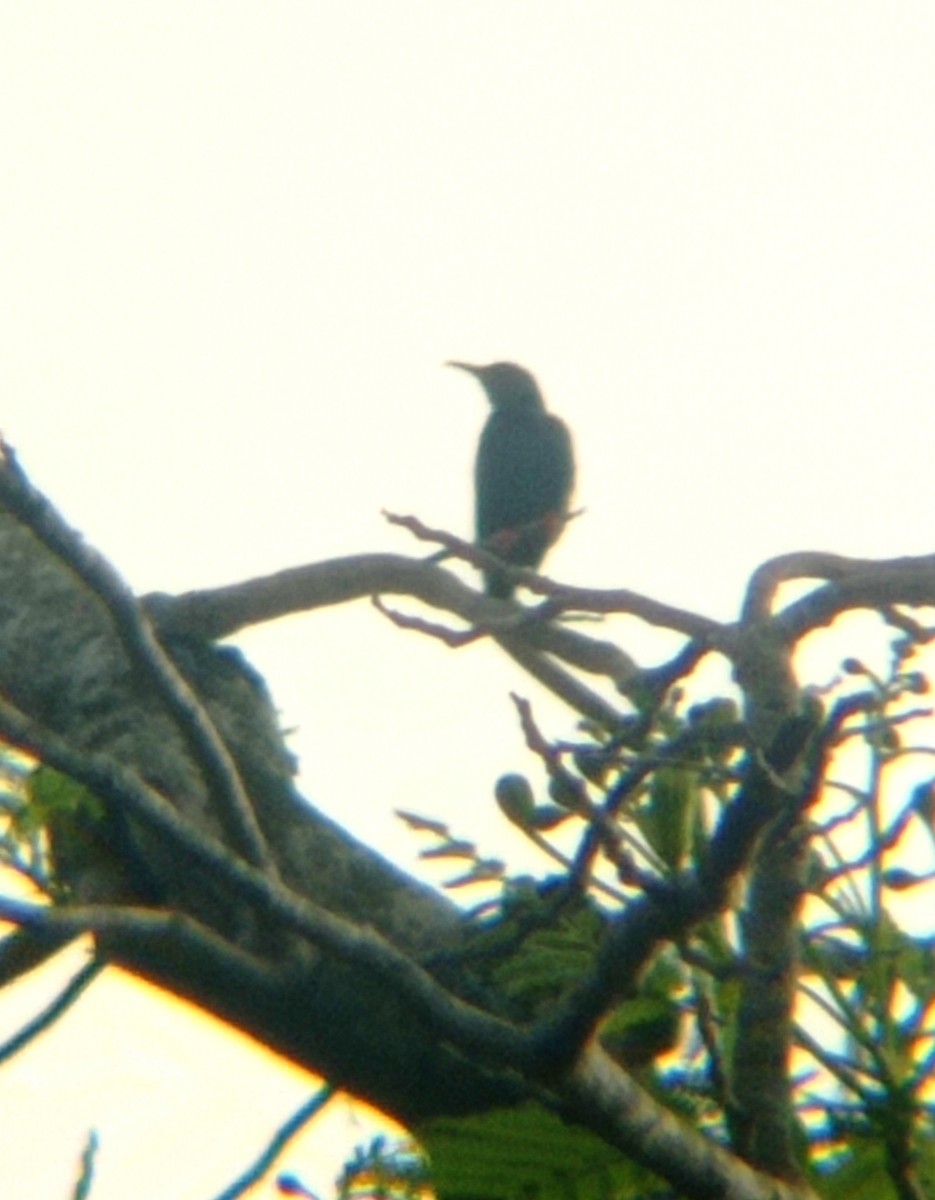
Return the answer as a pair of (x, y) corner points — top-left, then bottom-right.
(2, 4), (935, 1197)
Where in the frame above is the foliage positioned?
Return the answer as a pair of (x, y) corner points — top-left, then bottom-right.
(337, 1135), (432, 1200)
(392, 632), (935, 1199)
(0, 747), (48, 895)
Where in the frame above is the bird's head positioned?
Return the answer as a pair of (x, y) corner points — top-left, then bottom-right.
(446, 361), (545, 414)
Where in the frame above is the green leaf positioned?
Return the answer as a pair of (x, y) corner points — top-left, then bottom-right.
(817, 1136), (902, 1200)
(638, 766), (699, 869)
(418, 1103), (662, 1200)
(21, 767), (105, 836)
(490, 904), (603, 1012)
(600, 993), (682, 1068)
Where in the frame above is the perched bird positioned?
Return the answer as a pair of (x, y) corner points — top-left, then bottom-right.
(447, 361), (575, 598)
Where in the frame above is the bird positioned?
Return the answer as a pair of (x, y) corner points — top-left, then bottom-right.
(447, 361), (575, 598)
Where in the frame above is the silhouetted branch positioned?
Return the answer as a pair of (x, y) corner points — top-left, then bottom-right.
(372, 594), (487, 646)
(743, 549), (935, 629)
(0, 953), (104, 1066)
(0, 441), (276, 876)
(70, 1130), (99, 1200)
(497, 634), (631, 727)
(211, 1083), (336, 1200)
(533, 584), (723, 642)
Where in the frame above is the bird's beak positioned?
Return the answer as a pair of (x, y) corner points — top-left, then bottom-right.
(445, 360), (481, 377)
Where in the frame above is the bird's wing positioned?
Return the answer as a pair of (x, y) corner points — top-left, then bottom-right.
(541, 415), (575, 512)
(475, 412), (575, 542)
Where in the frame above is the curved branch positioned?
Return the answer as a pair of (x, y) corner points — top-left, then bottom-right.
(148, 556), (708, 673)
(778, 559), (935, 641)
(742, 549), (935, 628)
(147, 554), (483, 638)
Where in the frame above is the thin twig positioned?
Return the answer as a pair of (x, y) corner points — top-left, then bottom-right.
(212, 1083), (336, 1200)
(0, 954), (104, 1066)
(372, 594), (490, 646)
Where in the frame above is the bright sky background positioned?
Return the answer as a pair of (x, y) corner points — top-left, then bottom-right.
(2, 4), (935, 1197)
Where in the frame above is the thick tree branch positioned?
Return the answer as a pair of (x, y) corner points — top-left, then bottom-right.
(0, 442), (275, 875)
(151, 551), (718, 656)
(722, 604), (814, 1180)
(0, 489), (517, 1122)
(0, 709), (533, 1070)
(0, 892), (815, 1200)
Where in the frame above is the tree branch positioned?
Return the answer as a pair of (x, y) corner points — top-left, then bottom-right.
(556, 1044), (819, 1200)
(742, 549), (935, 628)
(0, 712), (534, 1070)
(212, 1083), (336, 1200)
(0, 952), (104, 1066)
(0, 442), (276, 875)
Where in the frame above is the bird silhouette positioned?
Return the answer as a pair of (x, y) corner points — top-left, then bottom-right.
(447, 361), (575, 598)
